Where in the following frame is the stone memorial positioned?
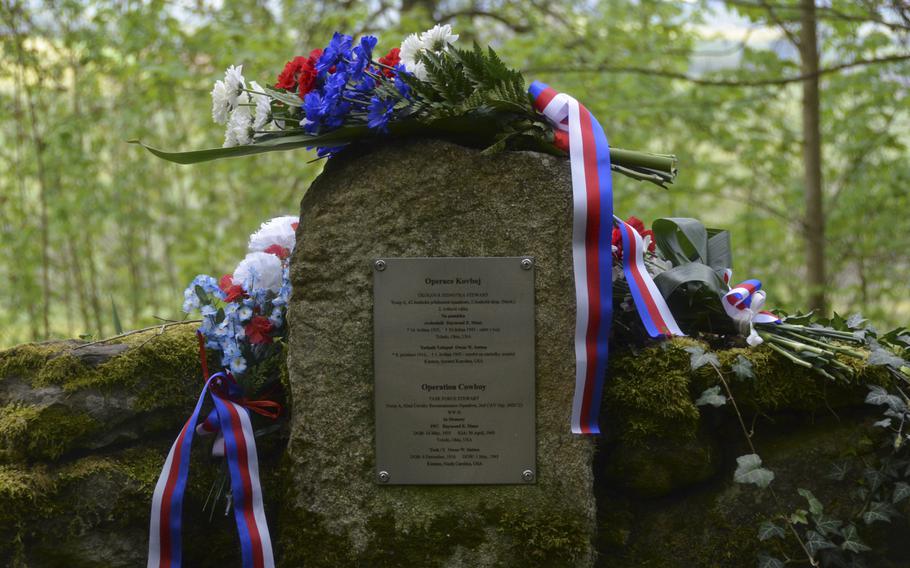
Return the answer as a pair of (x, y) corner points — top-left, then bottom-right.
(284, 138), (596, 567)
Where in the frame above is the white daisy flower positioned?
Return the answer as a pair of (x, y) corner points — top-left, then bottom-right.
(248, 215), (299, 255)
(224, 64), (246, 108)
(233, 251), (284, 294)
(420, 24), (458, 53)
(410, 61), (428, 80)
(211, 80), (231, 125)
(223, 92), (253, 148)
(399, 33), (424, 70)
(249, 80), (271, 131)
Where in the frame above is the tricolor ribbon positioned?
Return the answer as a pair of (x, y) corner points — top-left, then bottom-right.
(530, 81), (683, 434)
(722, 275), (781, 346)
(148, 337), (275, 568)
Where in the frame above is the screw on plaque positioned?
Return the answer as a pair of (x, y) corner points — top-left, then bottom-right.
(378, 470), (391, 483)
(520, 258), (533, 270)
(374, 259), (387, 272)
(521, 469), (535, 482)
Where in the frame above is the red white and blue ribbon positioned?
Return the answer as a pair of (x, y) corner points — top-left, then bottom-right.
(530, 81), (683, 434)
(147, 370), (274, 568)
(723, 275), (781, 346)
(618, 220), (684, 338)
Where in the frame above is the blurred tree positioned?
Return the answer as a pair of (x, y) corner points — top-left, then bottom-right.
(0, 0), (907, 347)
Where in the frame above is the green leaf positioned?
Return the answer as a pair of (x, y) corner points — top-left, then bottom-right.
(695, 385), (727, 407)
(893, 481), (910, 504)
(826, 461), (849, 481)
(757, 555), (784, 568)
(734, 454), (775, 488)
(652, 217), (708, 266)
(685, 346), (720, 370)
(798, 488), (824, 517)
(804, 530), (836, 556)
(814, 515), (843, 537)
(195, 285), (208, 305)
(862, 501), (893, 525)
(260, 85), (303, 107)
(790, 509), (809, 525)
(865, 386), (906, 412)
(840, 524), (871, 553)
(757, 521), (785, 541)
(731, 355), (755, 380)
(653, 262), (728, 301)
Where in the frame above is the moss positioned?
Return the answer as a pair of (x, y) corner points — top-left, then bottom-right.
(0, 403), (99, 462)
(0, 465), (54, 562)
(497, 508), (591, 567)
(0, 342), (69, 383)
(605, 337), (892, 448)
(605, 338), (703, 444)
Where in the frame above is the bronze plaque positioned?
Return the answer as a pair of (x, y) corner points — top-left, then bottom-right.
(372, 257), (536, 485)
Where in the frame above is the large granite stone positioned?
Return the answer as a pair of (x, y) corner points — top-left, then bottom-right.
(285, 139), (597, 567)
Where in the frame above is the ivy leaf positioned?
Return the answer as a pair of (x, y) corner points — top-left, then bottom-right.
(892, 482), (910, 504)
(846, 313), (867, 329)
(685, 346), (719, 370)
(695, 385), (727, 407)
(865, 386), (906, 412)
(757, 555), (784, 568)
(862, 501), (894, 525)
(826, 462), (849, 481)
(840, 524), (871, 553)
(814, 514), (843, 537)
(798, 488), (824, 517)
(868, 348), (906, 369)
(731, 354), (755, 380)
(790, 509), (809, 525)
(734, 454), (775, 488)
(758, 521), (785, 541)
(805, 530), (836, 556)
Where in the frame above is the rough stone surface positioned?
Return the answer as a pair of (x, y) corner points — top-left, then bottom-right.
(285, 139), (597, 567)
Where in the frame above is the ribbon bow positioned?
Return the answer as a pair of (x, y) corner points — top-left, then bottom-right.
(722, 273), (781, 346)
(147, 335), (276, 568)
(529, 81), (683, 434)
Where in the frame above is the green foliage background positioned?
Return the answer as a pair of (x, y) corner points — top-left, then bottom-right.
(1, 0), (908, 346)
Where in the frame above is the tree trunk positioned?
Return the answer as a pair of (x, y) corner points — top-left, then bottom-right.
(799, 0), (827, 313)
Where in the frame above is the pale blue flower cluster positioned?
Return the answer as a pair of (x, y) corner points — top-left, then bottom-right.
(181, 265), (292, 377)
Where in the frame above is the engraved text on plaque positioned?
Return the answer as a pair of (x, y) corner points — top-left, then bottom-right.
(372, 257), (536, 485)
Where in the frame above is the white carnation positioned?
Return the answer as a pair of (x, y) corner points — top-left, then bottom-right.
(399, 33), (423, 70)
(224, 92), (253, 148)
(233, 252), (283, 294)
(410, 61), (427, 80)
(420, 24), (458, 52)
(211, 80), (231, 125)
(249, 81), (271, 130)
(224, 64), (245, 108)
(248, 215), (299, 255)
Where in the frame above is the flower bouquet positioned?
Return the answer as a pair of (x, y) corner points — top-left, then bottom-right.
(133, 25), (677, 187)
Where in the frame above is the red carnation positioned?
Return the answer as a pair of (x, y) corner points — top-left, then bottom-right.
(275, 48), (322, 98)
(297, 48), (322, 97)
(245, 315), (274, 345)
(264, 244), (291, 260)
(378, 47), (401, 77)
(219, 273), (246, 303)
(276, 56), (307, 90)
(612, 217), (656, 260)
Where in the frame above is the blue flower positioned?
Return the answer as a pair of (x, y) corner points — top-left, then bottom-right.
(316, 32), (353, 74)
(350, 36), (378, 81)
(367, 96), (395, 132)
(393, 64), (412, 99)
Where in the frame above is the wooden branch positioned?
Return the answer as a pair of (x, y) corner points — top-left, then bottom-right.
(524, 53), (910, 87)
